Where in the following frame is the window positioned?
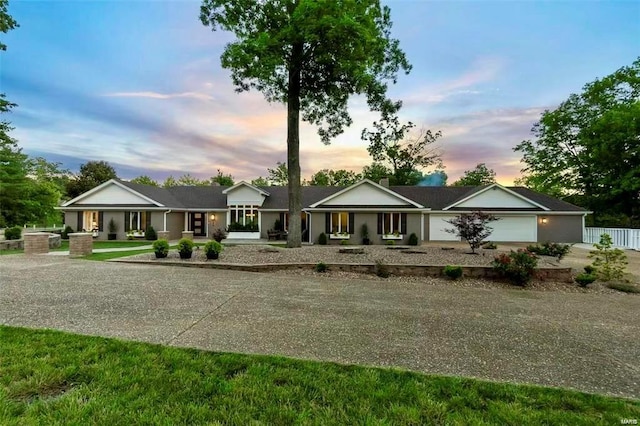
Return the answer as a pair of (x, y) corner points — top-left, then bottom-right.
(230, 205), (259, 229)
(378, 213), (406, 236)
(83, 211), (99, 231)
(383, 213), (402, 234)
(129, 211), (148, 231)
(331, 212), (349, 234)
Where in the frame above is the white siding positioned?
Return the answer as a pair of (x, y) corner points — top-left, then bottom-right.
(429, 215), (460, 241)
(76, 183), (154, 205)
(321, 183), (411, 206)
(456, 188), (537, 209)
(226, 186), (266, 206)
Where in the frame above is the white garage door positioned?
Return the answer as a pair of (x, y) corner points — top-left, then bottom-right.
(488, 216), (537, 242)
(429, 214), (537, 242)
(429, 215), (461, 241)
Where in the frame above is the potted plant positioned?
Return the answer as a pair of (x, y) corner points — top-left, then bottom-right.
(107, 218), (118, 240)
(153, 239), (169, 259)
(177, 238), (194, 259)
(361, 223), (370, 245)
(204, 240), (224, 260)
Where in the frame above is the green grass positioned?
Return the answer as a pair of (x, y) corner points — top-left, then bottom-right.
(82, 248), (157, 261)
(1, 240), (154, 256)
(1, 326), (637, 424)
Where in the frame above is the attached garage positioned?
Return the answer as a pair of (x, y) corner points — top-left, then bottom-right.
(488, 215), (537, 242)
(429, 214), (538, 242)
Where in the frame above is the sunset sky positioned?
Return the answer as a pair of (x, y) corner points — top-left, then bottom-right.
(2, 0), (639, 185)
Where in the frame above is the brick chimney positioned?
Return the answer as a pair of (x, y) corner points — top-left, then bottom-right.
(379, 178), (389, 188)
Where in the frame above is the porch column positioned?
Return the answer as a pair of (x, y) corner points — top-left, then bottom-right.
(184, 212), (188, 231)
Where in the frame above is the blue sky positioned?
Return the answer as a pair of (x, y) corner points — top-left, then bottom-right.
(2, 0), (639, 185)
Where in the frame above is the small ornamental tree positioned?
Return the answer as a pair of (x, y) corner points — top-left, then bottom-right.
(445, 211), (499, 253)
(588, 233), (628, 282)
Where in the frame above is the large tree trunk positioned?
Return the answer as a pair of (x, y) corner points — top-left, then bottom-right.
(287, 41), (303, 248)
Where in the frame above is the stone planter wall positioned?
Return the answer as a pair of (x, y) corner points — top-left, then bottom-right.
(181, 231), (194, 241)
(69, 232), (93, 257)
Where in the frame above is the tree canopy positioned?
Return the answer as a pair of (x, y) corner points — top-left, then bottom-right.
(514, 58), (640, 226)
(66, 161), (118, 199)
(210, 169), (235, 186)
(201, 0), (411, 247)
(362, 121), (443, 185)
(452, 163), (496, 186)
(130, 175), (159, 186)
(308, 169), (361, 186)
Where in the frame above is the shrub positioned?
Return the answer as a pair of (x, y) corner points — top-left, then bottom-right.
(443, 265), (463, 280)
(318, 233), (327, 245)
(607, 282), (640, 294)
(177, 238), (194, 259)
(4, 226), (22, 240)
(588, 234), (628, 282)
(526, 242), (572, 260)
(492, 249), (538, 286)
(375, 260), (390, 278)
(145, 226), (157, 241)
(152, 239), (169, 259)
(61, 225), (74, 240)
(108, 218), (118, 234)
(482, 241), (497, 250)
(445, 211), (499, 253)
(575, 273), (596, 287)
(204, 240), (223, 259)
(584, 265), (596, 274)
(315, 262), (328, 273)
(408, 233), (418, 246)
(212, 228), (227, 243)
(340, 239), (349, 246)
(227, 221), (259, 232)
(385, 239), (395, 246)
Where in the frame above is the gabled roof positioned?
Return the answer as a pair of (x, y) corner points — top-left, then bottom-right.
(309, 179), (424, 208)
(62, 180), (587, 212)
(222, 181), (270, 196)
(62, 179), (165, 207)
(442, 183), (550, 211)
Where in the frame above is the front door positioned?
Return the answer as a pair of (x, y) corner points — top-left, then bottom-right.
(191, 212), (206, 236)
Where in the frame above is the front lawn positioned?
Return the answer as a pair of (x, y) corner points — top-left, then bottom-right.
(0, 240), (153, 256)
(1, 326), (637, 424)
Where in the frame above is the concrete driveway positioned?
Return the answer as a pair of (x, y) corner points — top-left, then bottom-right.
(1, 255), (638, 399)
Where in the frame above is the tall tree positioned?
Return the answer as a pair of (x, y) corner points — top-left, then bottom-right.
(363, 121), (443, 185)
(514, 58), (640, 226)
(163, 175), (178, 188)
(452, 163), (496, 186)
(210, 169), (234, 186)
(251, 176), (270, 187)
(130, 175), (159, 186)
(66, 161), (118, 199)
(267, 162), (288, 186)
(361, 162), (393, 184)
(201, 0), (411, 247)
(309, 169), (361, 186)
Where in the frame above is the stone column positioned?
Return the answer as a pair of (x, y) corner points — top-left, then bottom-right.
(24, 232), (50, 255)
(181, 231), (194, 241)
(157, 231), (170, 241)
(69, 232), (93, 257)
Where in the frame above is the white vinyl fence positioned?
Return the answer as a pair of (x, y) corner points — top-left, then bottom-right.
(583, 227), (640, 250)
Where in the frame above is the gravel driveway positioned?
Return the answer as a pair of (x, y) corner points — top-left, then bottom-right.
(1, 255), (638, 399)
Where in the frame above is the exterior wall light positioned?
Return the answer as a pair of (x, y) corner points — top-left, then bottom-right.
(541, 217), (548, 224)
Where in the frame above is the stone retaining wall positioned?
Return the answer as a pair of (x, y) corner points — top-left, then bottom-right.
(113, 259), (573, 282)
(1, 234), (62, 251)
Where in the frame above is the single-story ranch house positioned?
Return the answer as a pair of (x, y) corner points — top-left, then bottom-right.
(60, 178), (588, 244)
